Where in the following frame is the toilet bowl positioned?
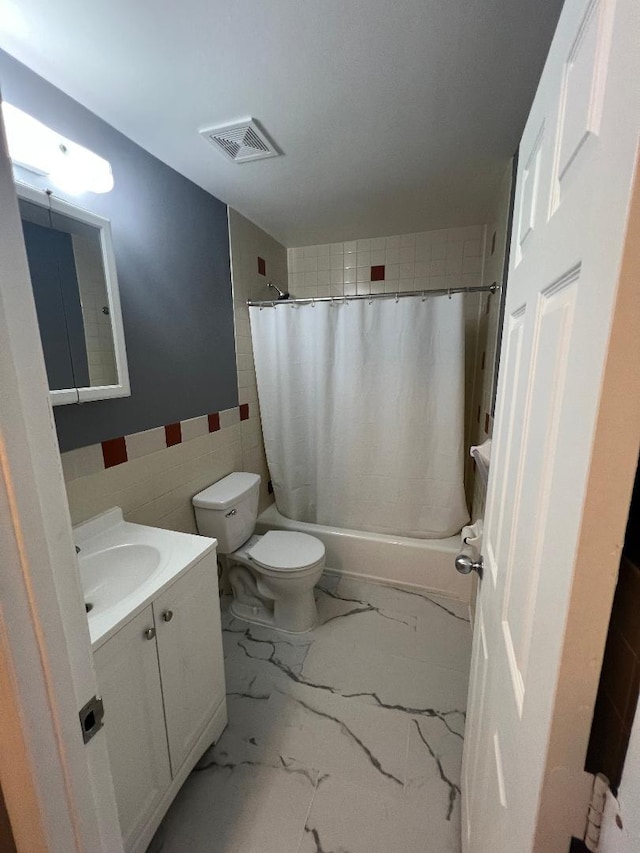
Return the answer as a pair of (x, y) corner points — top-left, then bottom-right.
(192, 473), (325, 633)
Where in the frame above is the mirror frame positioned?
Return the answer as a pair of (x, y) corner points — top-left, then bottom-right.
(16, 182), (130, 406)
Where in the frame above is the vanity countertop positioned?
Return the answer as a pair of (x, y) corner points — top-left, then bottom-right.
(74, 507), (217, 650)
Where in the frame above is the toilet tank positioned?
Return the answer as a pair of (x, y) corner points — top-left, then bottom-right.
(192, 472), (261, 554)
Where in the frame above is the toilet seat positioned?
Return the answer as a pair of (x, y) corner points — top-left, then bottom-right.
(247, 530), (325, 573)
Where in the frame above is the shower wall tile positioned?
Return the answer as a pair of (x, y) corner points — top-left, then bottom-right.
(287, 224), (485, 299)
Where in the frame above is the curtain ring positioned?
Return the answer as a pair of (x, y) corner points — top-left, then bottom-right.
(312, 297), (315, 307)
(448, 288), (452, 300)
(395, 293), (399, 303)
(422, 291), (426, 302)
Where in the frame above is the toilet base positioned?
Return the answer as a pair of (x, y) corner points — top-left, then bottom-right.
(229, 599), (317, 634)
(229, 598), (274, 629)
(228, 560), (320, 634)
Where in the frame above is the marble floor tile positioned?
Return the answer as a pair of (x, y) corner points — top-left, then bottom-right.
(151, 574), (471, 853)
(314, 589), (472, 674)
(330, 575), (471, 622)
(298, 776), (461, 853)
(404, 715), (463, 824)
(205, 686), (410, 795)
(300, 638), (469, 734)
(223, 595), (468, 729)
(152, 762), (316, 853)
(316, 576), (473, 673)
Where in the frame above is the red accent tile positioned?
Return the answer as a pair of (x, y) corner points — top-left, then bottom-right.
(239, 403), (250, 421)
(165, 422), (182, 447)
(258, 257), (266, 276)
(208, 412), (220, 432)
(371, 264), (385, 281)
(102, 437), (127, 468)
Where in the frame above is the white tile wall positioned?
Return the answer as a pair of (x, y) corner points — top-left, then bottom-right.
(288, 226), (484, 300)
(125, 426), (166, 459)
(64, 422), (244, 533)
(73, 234), (118, 386)
(181, 415), (209, 442)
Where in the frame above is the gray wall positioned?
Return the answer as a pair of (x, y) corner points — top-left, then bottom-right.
(0, 50), (237, 452)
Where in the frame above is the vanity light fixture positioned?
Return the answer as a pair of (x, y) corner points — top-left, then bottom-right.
(1, 102), (114, 194)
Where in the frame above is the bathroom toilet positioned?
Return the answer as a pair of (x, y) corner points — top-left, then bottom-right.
(192, 472), (325, 633)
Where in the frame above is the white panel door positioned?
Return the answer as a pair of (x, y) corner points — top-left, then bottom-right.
(93, 606), (171, 851)
(462, 0), (640, 850)
(154, 553), (226, 775)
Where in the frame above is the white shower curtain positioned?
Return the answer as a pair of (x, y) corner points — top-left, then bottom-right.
(249, 295), (469, 539)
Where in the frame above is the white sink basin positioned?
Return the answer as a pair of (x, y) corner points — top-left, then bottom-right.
(80, 543), (163, 616)
(74, 507), (217, 648)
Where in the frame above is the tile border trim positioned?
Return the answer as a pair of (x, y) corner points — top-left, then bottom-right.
(67, 404), (250, 478)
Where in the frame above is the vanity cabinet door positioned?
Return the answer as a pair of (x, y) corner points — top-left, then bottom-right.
(93, 606), (171, 850)
(153, 553), (226, 775)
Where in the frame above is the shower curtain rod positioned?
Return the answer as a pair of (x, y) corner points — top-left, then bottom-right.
(247, 283), (499, 307)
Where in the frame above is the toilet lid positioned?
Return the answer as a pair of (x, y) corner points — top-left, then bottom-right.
(248, 531), (325, 572)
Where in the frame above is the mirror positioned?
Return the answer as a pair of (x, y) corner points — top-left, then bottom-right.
(16, 183), (130, 405)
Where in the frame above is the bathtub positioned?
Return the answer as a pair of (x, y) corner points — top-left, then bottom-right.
(256, 503), (472, 604)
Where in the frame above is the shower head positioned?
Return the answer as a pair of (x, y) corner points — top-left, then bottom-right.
(267, 281), (290, 300)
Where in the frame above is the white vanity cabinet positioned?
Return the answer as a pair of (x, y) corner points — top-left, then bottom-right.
(93, 606), (171, 850)
(154, 552), (226, 773)
(93, 551), (227, 853)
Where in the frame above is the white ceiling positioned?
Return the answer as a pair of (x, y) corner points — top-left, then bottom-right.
(0, 0), (564, 247)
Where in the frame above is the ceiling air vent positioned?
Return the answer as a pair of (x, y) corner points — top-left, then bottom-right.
(200, 118), (280, 163)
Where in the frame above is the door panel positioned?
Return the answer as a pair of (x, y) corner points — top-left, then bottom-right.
(551, 0), (616, 212)
(503, 274), (578, 698)
(462, 0), (640, 849)
(463, 609), (490, 846)
(516, 125), (545, 262)
(485, 305), (527, 590)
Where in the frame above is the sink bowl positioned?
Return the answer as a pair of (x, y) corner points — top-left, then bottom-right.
(79, 543), (162, 615)
(73, 507), (217, 647)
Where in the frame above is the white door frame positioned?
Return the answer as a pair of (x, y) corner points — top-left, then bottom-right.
(599, 166), (640, 852)
(0, 102), (123, 850)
